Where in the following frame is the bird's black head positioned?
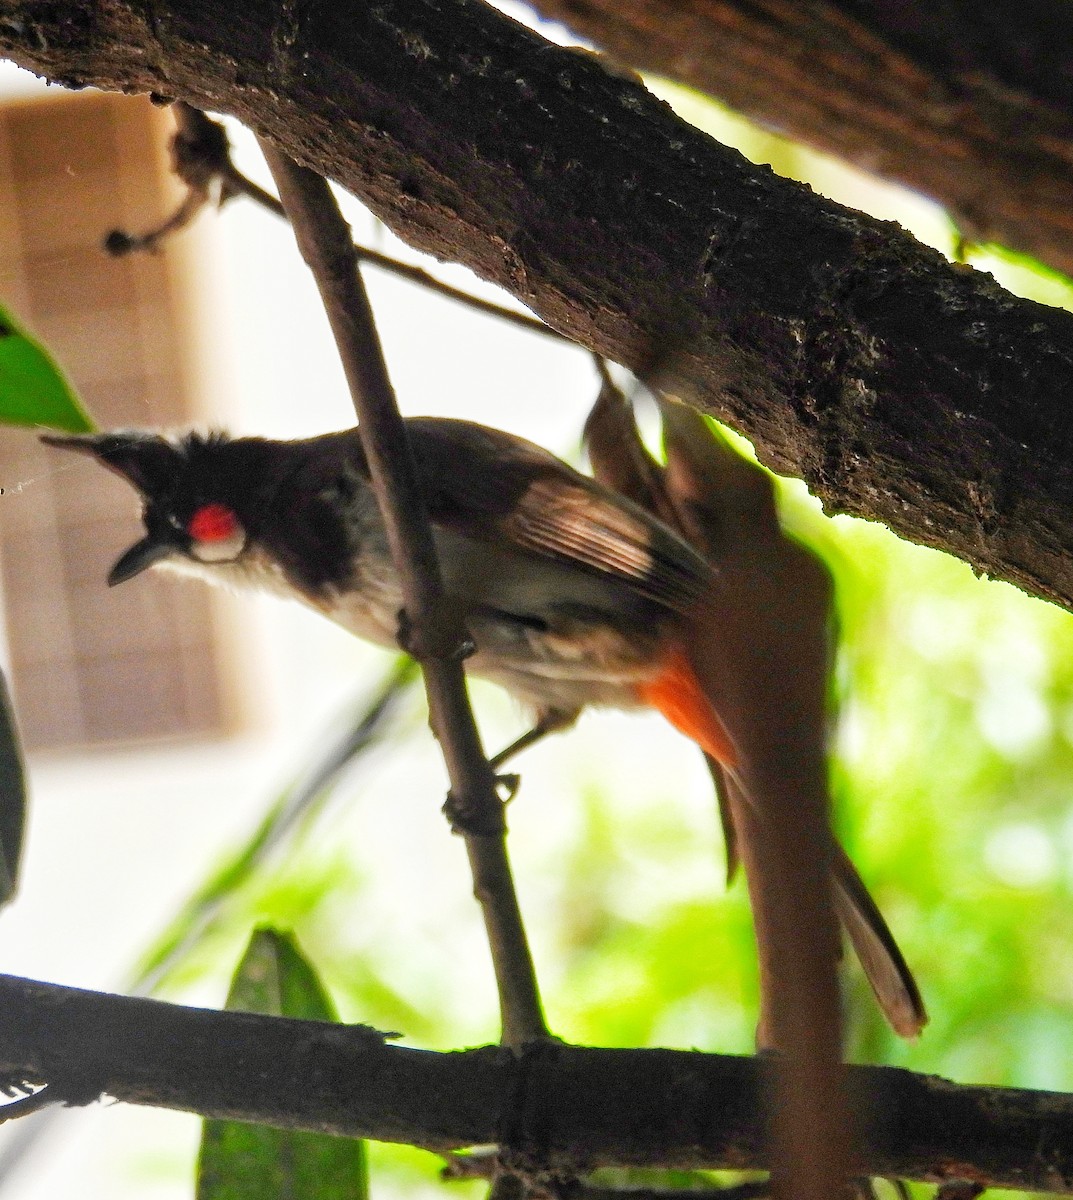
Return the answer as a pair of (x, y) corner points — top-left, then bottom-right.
(42, 430), (266, 586)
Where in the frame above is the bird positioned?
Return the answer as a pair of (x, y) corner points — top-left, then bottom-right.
(42, 413), (926, 1039)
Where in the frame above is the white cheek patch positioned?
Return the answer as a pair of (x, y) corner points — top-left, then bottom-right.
(190, 525), (247, 563)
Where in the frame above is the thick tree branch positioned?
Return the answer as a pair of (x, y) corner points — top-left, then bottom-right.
(2, 973), (1073, 1194)
(108, 105), (569, 344)
(529, 0), (1073, 278)
(3, 0), (1073, 614)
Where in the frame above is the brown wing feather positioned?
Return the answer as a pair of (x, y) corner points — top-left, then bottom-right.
(402, 418), (713, 613)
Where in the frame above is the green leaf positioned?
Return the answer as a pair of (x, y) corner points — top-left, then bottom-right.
(0, 667), (26, 908)
(196, 928), (369, 1200)
(224, 926), (338, 1022)
(0, 302), (95, 432)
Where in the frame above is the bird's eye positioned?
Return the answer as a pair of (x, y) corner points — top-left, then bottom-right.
(187, 503), (246, 562)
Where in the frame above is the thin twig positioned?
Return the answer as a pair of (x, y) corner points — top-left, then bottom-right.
(219, 127), (569, 342)
(111, 104), (570, 344)
(104, 102), (224, 254)
(234, 155), (571, 343)
(103, 186), (207, 255)
(259, 141), (549, 1049)
(355, 241), (571, 342)
(217, 159), (287, 217)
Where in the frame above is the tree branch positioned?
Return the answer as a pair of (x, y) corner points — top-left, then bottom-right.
(2, 0), (1072, 614)
(529, 0), (1073, 278)
(1, 973), (1072, 1194)
(259, 146), (549, 1050)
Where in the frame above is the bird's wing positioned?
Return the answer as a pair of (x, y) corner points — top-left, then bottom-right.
(401, 417), (714, 614)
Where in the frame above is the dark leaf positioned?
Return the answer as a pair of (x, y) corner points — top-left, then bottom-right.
(196, 928), (368, 1200)
(0, 668), (26, 908)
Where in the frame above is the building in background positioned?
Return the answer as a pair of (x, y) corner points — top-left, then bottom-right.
(0, 90), (235, 749)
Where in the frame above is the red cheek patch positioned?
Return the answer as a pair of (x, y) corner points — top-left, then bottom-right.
(188, 502), (239, 543)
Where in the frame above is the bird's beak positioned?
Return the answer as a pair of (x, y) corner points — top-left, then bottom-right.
(108, 537), (176, 586)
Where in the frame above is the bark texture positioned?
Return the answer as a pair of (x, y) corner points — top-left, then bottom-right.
(531, 0), (1073, 277)
(2, 0), (1073, 611)
(3, 972), (1073, 1192)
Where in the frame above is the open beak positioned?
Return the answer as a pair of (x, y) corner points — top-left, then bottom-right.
(108, 537), (176, 586)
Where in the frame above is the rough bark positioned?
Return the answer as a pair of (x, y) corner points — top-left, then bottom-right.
(2, 0), (1073, 612)
(3, 972), (1073, 1193)
(530, 0), (1073, 278)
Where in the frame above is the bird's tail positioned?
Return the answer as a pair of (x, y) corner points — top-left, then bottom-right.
(586, 373), (926, 1040)
(830, 840), (926, 1037)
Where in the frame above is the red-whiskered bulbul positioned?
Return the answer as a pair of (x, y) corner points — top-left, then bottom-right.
(42, 415), (926, 1039)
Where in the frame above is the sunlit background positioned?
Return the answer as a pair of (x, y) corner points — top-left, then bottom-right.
(3, 4), (1073, 1198)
